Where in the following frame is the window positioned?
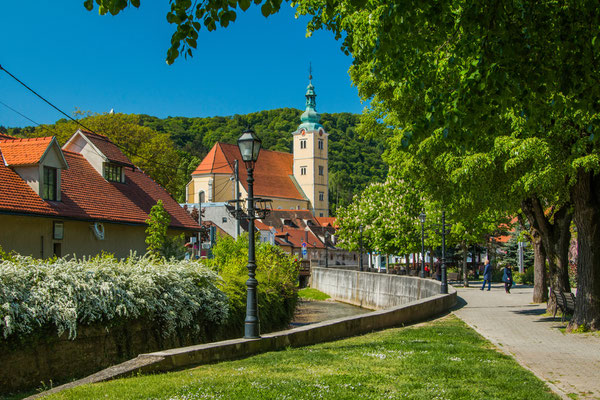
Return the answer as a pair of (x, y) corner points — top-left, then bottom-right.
(42, 166), (57, 201)
(319, 191), (324, 201)
(300, 139), (307, 149)
(318, 139), (324, 150)
(104, 163), (123, 183)
(318, 166), (324, 176)
(320, 213), (324, 217)
(222, 217), (228, 223)
(300, 166), (307, 175)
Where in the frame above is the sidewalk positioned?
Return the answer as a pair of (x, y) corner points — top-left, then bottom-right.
(452, 282), (600, 400)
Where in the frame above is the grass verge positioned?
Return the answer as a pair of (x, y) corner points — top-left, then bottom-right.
(298, 287), (331, 301)
(45, 315), (558, 400)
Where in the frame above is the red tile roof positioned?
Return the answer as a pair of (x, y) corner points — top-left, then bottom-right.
(314, 216), (338, 228)
(0, 140), (199, 230)
(0, 137), (53, 166)
(79, 129), (134, 167)
(280, 226), (325, 249)
(0, 133), (16, 140)
(192, 142), (306, 201)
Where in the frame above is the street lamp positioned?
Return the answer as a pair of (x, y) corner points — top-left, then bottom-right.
(238, 129), (262, 339)
(419, 212), (426, 278)
(324, 231), (330, 268)
(440, 211), (448, 294)
(359, 224), (364, 272)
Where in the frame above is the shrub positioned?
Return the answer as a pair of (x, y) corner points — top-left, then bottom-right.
(209, 233), (299, 334)
(0, 254), (228, 340)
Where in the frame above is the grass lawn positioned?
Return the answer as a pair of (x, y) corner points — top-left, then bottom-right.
(298, 287), (331, 301)
(45, 315), (558, 400)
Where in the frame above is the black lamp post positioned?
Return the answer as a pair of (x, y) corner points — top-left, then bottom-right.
(419, 212), (426, 278)
(440, 211), (448, 294)
(324, 231), (329, 268)
(237, 129), (262, 339)
(359, 224), (364, 271)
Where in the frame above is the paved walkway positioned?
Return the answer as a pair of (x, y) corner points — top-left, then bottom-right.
(452, 282), (600, 400)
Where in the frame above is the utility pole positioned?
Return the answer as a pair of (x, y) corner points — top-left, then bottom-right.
(234, 160), (241, 239)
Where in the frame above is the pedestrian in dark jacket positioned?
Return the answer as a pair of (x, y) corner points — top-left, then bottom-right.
(502, 265), (513, 294)
(481, 259), (492, 291)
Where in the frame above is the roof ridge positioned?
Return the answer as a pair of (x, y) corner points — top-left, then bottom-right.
(0, 136), (52, 143)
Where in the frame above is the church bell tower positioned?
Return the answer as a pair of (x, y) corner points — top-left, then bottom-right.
(292, 71), (329, 217)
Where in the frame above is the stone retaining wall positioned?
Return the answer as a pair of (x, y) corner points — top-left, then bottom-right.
(310, 267), (442, 309)
(31, 270), (456, 399)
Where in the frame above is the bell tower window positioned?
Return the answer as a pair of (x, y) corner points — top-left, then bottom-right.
(318, 139), (323, 150)
(300, 139), (307, 149)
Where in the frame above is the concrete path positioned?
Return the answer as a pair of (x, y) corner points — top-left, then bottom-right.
(452, 282), (600, 400)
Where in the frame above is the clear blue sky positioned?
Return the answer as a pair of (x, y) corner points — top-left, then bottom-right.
(0, 3), (363, 128)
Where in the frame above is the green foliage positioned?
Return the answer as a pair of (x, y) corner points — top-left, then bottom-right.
(335, 174), (423, 254)
(138, 109), (387, 214)
(297, 287), (330, 301)
(145, 200), (172, 258)
(48, 316), (558, 400)
(0, 254), (228, 340)
(10, 109), (386, 214)
(209, 233), (299, 333)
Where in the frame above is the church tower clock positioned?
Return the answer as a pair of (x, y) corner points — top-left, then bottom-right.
(292, 73), (329, 217)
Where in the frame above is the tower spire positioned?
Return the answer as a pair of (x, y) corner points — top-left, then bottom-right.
(298, 65), (322, 130)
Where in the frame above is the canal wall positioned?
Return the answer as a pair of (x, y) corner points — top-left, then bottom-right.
(309, 267), (442, 309)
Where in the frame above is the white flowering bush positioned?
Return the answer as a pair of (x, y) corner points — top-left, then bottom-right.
(0, 254), (228, 340)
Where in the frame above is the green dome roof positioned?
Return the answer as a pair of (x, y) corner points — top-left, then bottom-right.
(298, 81), (323, 131)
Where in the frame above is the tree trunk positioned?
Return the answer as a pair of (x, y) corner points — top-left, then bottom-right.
(521, 197), (572, 313)
(531, 228), (548, 303)
(569, 169), (600, 331)
(461, 242), (469, 287)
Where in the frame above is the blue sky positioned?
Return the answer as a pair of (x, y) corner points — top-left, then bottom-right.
(0, 3), (363, 128)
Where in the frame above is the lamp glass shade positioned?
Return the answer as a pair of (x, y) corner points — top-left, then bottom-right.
(237, 130), (262, 163)
(359, 224), (364, 233)
(419, 213), (426, 223)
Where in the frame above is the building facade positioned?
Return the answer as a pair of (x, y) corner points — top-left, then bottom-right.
(186, 78), (329, 217)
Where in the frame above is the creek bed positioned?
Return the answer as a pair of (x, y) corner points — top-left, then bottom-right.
(290, 299), (371, 327)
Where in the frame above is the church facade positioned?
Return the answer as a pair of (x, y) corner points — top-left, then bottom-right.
(186, 79), (329, 217)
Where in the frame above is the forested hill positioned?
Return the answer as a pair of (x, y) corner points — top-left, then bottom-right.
(4, 108), (387, 215)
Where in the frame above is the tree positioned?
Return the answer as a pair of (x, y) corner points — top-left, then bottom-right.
(86, 0), (600, 329)
(145, 200), (185, 259)
(335, 175), (423, 256)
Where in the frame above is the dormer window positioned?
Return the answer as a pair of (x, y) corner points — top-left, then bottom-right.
(42, 166), (58, 201)
(104, 163), (124, 183)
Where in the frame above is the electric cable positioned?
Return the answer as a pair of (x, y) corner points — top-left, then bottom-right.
(0, 63), (235, 175)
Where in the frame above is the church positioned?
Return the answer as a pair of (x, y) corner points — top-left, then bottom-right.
(185, 78), (329, 217)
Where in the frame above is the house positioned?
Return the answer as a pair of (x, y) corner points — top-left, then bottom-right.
(186, 77), (330, 217)
(0, 129), (200, 259)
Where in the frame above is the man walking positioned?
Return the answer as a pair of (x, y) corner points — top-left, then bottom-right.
(481, 259), (492, 291)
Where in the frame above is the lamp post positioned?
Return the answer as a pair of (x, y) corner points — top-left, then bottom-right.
(324, 231), (329, 268)
(440, 211), (448, 294)
(419, 212), (426, 278)
(359, 224), (364, 271)
(237, 129), (262, 339)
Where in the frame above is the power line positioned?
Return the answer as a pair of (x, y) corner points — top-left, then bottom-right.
(0, 99), (70, 139)
(0, 99), (42, 127)
(0, 63), (235, 175)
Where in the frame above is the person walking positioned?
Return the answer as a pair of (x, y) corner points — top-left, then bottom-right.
(502, 265), (513, 294)
(481, 259), (492, 291)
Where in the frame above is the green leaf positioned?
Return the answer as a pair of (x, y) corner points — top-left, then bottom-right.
(83, 0), (93, 11)
(239, 0), (251, 11)
(261, 2), (272, 17)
